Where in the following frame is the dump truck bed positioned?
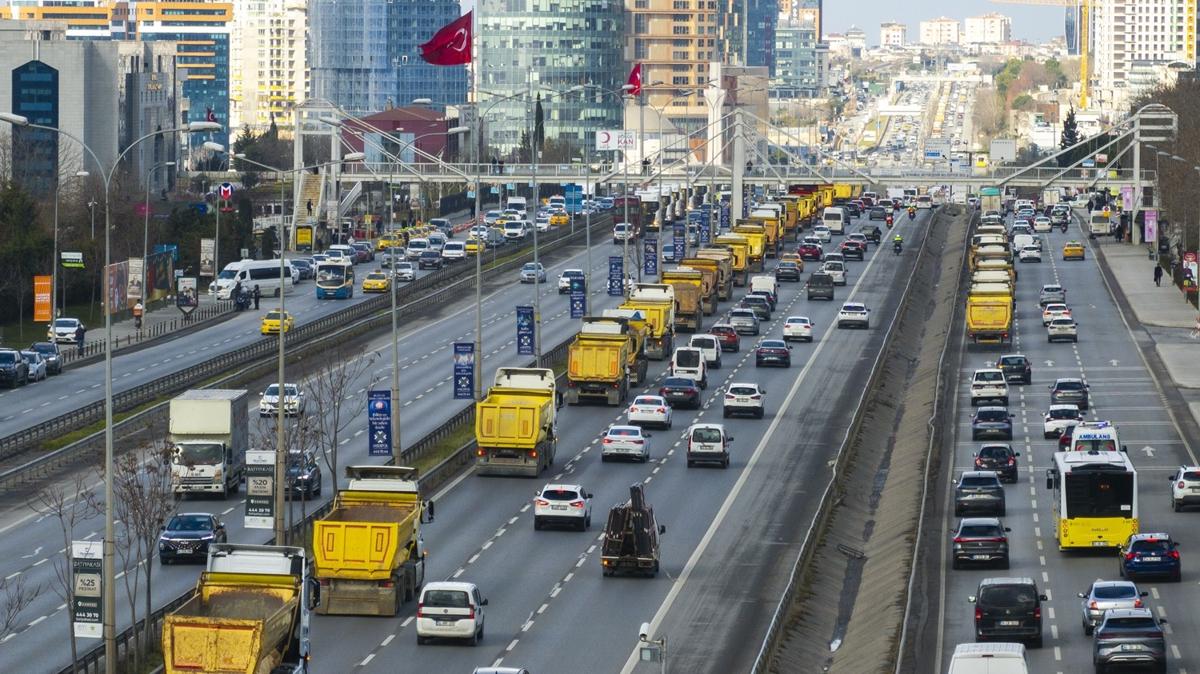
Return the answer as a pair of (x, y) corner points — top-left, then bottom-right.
(476, 388), (554, 448)
(313, 490), (421, 580)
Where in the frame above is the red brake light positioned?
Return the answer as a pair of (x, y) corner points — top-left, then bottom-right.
(570, 500), (585, 509)
(417, 602), (425, 617)
(974, 607), (982, 621)
(657, 407), (667, 413)
(1169, 550), (1180, 560)
(535, 498), (549, 507)
(1007, 457), (1016, 465)
(379, 579), (394, 588)
(603, 438), (613, 444)
(1179, 481), (1186, 489)
(974, 458), (983, 466)
(476, 448), (485, 457)
(953, 537), (964, 544)
(466, 607), (475, 619)
(1125, 552), (1136, 561)
(725, 394), (735, 400)
(750, 394), (762, 400)
(1134, 599), (1144, 608)
(529, 450), (538, 458)
(1033, 607), (1041, 619)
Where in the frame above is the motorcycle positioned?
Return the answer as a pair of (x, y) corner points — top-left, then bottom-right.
(1060, 223), (1068, 233)
(893, 240), (903, 255)
(908, 209), (916, 221)
(885, 215), (894, 228)
(234, 290), (252, 312)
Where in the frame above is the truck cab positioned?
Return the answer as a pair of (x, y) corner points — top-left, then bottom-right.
(169, 390), (249, 498)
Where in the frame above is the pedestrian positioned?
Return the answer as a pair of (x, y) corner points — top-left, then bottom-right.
(1154, 264), (1164, 287)
(75, 324), (85, 355)
(306, 199), (313, 216)
(252, 284), (261, 310)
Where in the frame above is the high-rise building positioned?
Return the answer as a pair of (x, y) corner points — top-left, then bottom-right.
(230, 0), (307, 133)
(308, 0), (467, 116)
(964, 13), (1011, 44)
(1064, 6), (1079, 56)
(880, 22), (906, 48)
(1093, 0), (1196, 94)
(918, 17), (960, 46)
(478, 0), (624, 155)
(772, 15), (825, 98)
(722, 0), (778, 67)
(626, 0), (720, 137)
(779, 0), (820, 36)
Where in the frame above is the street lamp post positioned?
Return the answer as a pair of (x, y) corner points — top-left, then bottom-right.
(572, 84), (636, 287)
(0, 112), (220, 674)
(142, 160), (175, 315)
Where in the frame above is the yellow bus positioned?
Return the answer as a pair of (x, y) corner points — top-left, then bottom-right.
(1045, 450), (1137, 550)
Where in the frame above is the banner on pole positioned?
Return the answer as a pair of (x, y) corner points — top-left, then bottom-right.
(244, 450), (275, 529)
(127, 257), (144, 304)
(200, 238), (216, 277)
(516, 305), (535, 355)
(103, 261), (128, 315)
(1144, 209), (1158, 243)
(60, 251), (84, 269)
(176, 277), (199, 314)
(367, 390), (393, 456)
(673, 222), (686, 262)
(71, 541), (102, 639)
(607, 256), (624, 296)
(569, 275), (586, 318)
(453, 343), (475, 400)
(1184, 252), (1198, 294)
(643, 237), (658, 276)
(34, 275), (51, 322)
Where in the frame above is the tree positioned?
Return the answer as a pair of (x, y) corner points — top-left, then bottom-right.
(251, 411), (320, 544)
(308, 347), (380, 491)
(30, 475), (98, 673)
(0, 181), (51, 340)
(0, 575), (39, 645)
(534, 94), (545, 158)
(1060, 107), (1081, 150)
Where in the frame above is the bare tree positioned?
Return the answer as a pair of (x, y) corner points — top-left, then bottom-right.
(307, 347), (380, 492)
(0, 575), (40, 645)
(108, 442), (175, 671)
(251, 410), (320, 544)
(30, 474), (99, 673)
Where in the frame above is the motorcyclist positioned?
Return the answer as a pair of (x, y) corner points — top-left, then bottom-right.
(893, 234), (903, 254)
(885, 213), (894, 227)
(908, 206), (916, 220)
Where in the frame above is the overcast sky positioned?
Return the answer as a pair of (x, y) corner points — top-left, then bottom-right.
(824, 1), (1066, 44)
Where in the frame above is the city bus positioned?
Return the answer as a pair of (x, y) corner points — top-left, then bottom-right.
(1045, 450), (1137, 550)
(315, 259), (355, 299)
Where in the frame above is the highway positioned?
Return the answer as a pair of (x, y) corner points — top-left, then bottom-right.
(928, 215), (1200, 673)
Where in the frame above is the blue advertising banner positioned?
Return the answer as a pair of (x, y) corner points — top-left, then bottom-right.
(720, 205), (730, 230)
(453, 343), (475, 400)
(516, 305), (535, 355)
(643, 237), (658, 276)
(564, 184), (583, 214)
(608, 256), (624, 296)
(673, 222), (686, 260)
(569, 276), (586, 318)
(367, 390), (392, 456)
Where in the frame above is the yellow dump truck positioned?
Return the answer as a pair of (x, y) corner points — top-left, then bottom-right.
(312, 466), (426, 616)
(833, 183), (853, 203)
(732, 223), (767, 271)
(971, 244), (1013, 270)
(748, 208), (782, 257)
(620, 284), (676, 360)
(475, 367), (559, 476)
(162, 544), (314, 674)
(975, 258), (1017, 285)
(566, 316), (647, 405)
(712, 235), (750, 287)
(967, 283), (1014, 344)
(777, 195), (800, 239)
(685, 252), (733, 301)
(672, 261), (719, 314)
(659, 269), (705, 331)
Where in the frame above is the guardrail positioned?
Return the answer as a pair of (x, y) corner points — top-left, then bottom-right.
(0, 217), (611, 468)
(749, 206), (956, 673)
(53, 299), (235, 371)
(58, 331), (578, 674)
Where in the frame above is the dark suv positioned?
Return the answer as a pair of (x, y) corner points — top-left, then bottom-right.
(1120, 533), (1182, 582)
(861, 224), (882, 243)
(738, 295), (771, 321)
(1093, 608), (1167, 672)
(954, 471), (1006, 516)
(995, 354), (1031, 385)
(969, 577), (1046, 648)
(286, 450), (322, 500)
(974, 444), (1019, 483)
(971, 407), (1014, 441)
(775, 261), (803, 282)
(0, 349), (29, 388)
(806, 272), (835, 301)
(1049, 378), (1090, 410)
(952, 517), (1011, 569)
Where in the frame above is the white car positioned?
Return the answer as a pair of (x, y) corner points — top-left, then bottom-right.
(782, 316), (814, 342)
(48, 317), (83, 343)
(686, 423), (732, 468)
(1033, 216), (1053, 232)
(1018, 246), (1042, 263)
(393, 262), (415, 282)
(1169, 466), (1200, 511)
(812, 226), (832, 243)
(723, 382), (765, 419)
(1047, 317), (1078, 343)
(533, 483), (593, 530)
(405, 238), (430, 261)
(441, 241), (466, 262)
(970, 369), (1009, 406)
(1043, 404), (1083, 438)
(601, 425), (651, 462)
(415, 582), (487, 645)
(558, 269), (586, 293)
(836, 302), (870, 329)
(503, 220), (528, 240)
(821, 260), (847, 285)
(1042, 303), (1071, 326)
(259, 383), (306, 417)
(627, 395), (673, 429)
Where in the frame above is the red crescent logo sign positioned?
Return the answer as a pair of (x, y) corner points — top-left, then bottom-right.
(600, 131), (611, 145)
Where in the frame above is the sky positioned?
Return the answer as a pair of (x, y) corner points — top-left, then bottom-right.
(823, 1), (1067, 45)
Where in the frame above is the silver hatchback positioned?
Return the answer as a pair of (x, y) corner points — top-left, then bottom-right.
(728, 309), (760, 335)
(1079, 580), (1147, 635)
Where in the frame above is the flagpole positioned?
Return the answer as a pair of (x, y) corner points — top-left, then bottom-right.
(471, 8), (484, 400)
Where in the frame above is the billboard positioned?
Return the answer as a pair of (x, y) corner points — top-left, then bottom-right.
(176, 277), (198, 314)
(127, 258), (144, 304)
(71, 541), (103, 639)
(200, 238), (216, 277)
(104, 261), (128, 315)
(146, 250), (174, 303)
(34, 275), (51, 322)
(367, 390), (392, 456)
(990, 139), (1017, 163)
(596, 130), (636, 152)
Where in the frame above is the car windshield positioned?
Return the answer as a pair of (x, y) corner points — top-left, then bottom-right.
(999, 356), (1025, 367)
(691, 337), (716, 348)
(542, 488), (581, 501)
(423, 590), (470, 608)
(1051, 319), (1074, 326)
(217, 269), (237, 280)
(961, 476), (998, 487)
(975, 371), (1004, 382)
(266, 311), (285, 320)
(264, 384), (298, 396)
(1130, 539), (1172, 553)
(692, 428), (723, 443)
(731, 310), (755, 319)
(675, 350), (701, 367)
(1183, 471), (1200, 481)
(976, 410), (1009, 422)
(54, 319), (77, 328)
(1056, 381), (1085, 391)
(1093, 585), (1138, 600)
(166, 516), (212, 532)
(979, 446), (1010, 459)
(761, 341), (786, 349)
(522, 263), (540, 272)
(175, 443), (224, 465)
(608, 428), (641, 437)
(367, 273), (386, 280)
(662, 378), (695, 388)
(31, 343), (55, 354)
(959, 524), (1003, 537)
(0, 353), (16, 364)
(979, 585), (1038, 610)
(729, 386), (758, 396)
(20, 352), (37, 363)
(633, 397), (662, 406)
(1048, 408), (1078, 419)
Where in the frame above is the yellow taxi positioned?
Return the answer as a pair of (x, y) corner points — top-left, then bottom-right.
(780, 252), (803, 267)
(550, 212), (569, 227)
(465, 239), (485, 256)
(1062, 241), (1086, 261)
(362, 270), (390, 293)
(260, 310), (294, 335)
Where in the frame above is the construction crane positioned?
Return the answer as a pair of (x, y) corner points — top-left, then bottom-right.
(992, 0), (1090, 108)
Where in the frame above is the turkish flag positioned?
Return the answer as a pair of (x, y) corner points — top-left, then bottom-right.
(627, 63), (642, 96)
(420, 11), (472, 66)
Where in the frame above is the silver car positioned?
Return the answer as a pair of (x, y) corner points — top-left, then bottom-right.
(728, 309), (760, 335)
(1038, 284), (1066, 307)
(1079, 580), (1147, 635)
(393, 262), (415, 282)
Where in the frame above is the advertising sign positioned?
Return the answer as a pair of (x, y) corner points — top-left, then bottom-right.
(608, 256), (624, 296)
(564, 184), (583, 214)
(244, 450), (275, 530)
(569, 275), (586, 319)
(516, 305), (535, 355)
(200, 238), (216, 277)
(145, 250), (174, 303)
(367, 390), (392, 456)
(34, 275), (51, 322)
(1144, 209), (1158, 243)
(296, 225), (313, 251)
(176, 277), (198, 314)
(1184, 252), (1198, 294)
(720, 204), (730, 230)
(1121, 186), (1134, 211)
(453, 343), (475, 400)
(643, 237), (658, 276)
(127, 257), (144, 304)
(596, 130), (637, 152)
(673, 222), (686, 261)
(71, 541), (102, 639)
(989, 139), (1017, 164)
(104, 261), (128, 316)
(60, 251), (84, 269)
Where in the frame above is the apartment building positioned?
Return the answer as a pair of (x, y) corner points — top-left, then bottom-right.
(1092, 0), (1196, 94)
(627, 0), (719, 135)
(918, 17), (960, 46)
(964, 13), (1011, 44)
(880, 21), (906, 48)
(230, 0), (306, 133)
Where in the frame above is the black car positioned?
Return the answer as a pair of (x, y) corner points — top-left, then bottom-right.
(869, 206), (888, 221)
(290, 259), (314, 280)
(996, 354), (1031, 384)
(972, 407), (1014, 440)
(747, 289), (776, 311)
(844, 202), (861, 217)
(954, 471), (1006, 516)
(737, 296), (771, 321)
(1050, 378), (1089, 410)
(970, 577), (1046, 648)
(974, 444), (1019, 483)
(28, 341), (63, 375)
(0, 349), (29, 388)
(659, 377), (702, 409)
(754, 339), (792, 368)
(286, 450), (322, 499)
(775, 261), (803, 282)
(158, 513), (227, 564)
(418, 250), (444, 269)
(806, 272), (835, 301)
(952, 517), (1011, 569)
(861, 225), (882, 244)
(840, 240), (865, 260)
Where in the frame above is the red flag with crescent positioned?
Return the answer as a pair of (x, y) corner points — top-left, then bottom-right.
(627, 63), (643, 96)
(419, 11), (472, 66)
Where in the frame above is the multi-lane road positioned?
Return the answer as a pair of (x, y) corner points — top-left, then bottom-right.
(926, 214), (1200, 673)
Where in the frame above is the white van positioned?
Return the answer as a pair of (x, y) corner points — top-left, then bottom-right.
(688, 334), (722, 369)
(327, 244), (357, 262)
(405, 238), (430, 260)
(946, 642), (1028, 674)
(506, 196), (527, 214)
(821, 207), (847, 234)
(212, 259), (296, 299)
(426, 233), (447, 253)
(1088, 211), (1112, 236)
(750, 275), (778, 299)
(671, 347), (708, 389)
(503, 220), (528, 240)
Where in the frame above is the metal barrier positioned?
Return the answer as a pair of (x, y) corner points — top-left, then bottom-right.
(54, 299), (235, 370)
